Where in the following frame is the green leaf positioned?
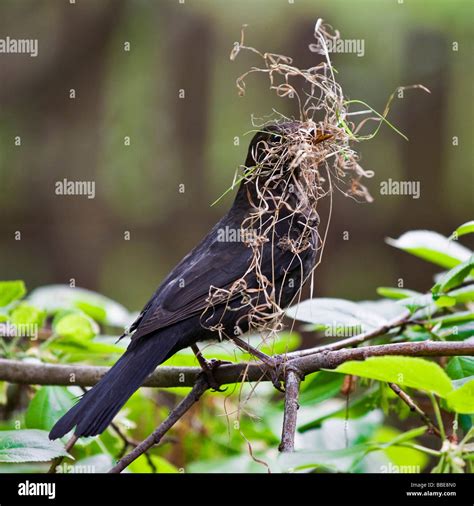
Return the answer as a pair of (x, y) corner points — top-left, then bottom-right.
(358, 300), (409, 320)
(129, 454), (178, 474)
(452, 221), (474, 239)
(279, 427), (426, 472)
(283, 421), (426, 473)
(286, 298), (391, 332)
(10, 303), (46, 334)
(233, 332), (301, 359)
(434, 295), (456, 308)
(298, 388), (380, 432)
(28, 285), (132, 327)
(299, 371), (344, 407)
(386, 231), (472, 269)
(432, 256), (474, 295)
(459, 414), (473, 433)
(25, 387), (77, 431)
(397, 294), (433, 312)
(437, 322), (474, 341)
(332, 357), (453, 397)
(376, 425), (428, 447)
(448, 285), (474, 304)
(376, 287), (420, 300)
(371, 426), (428, 471)
(47, 336), (123, 363)
(54, 312), (99, 341)
(0, 462), (49, 473)
(446, 357), (474, 380)
(430, 311), (474, 326)
(279, 444), (371, 473)
(188, 454), (268, 473)
(0, 429), (69, 463)
(58, 454), (114, 474)
(163, 332), (301, 367)
(446, 380), (474, 414)
(74, 301), (107, 325)
(0, 281), (26, 307)
(400, 326), (432, 342)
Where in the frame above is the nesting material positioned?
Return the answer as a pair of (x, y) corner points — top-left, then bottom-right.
(203, 19), (427, 344)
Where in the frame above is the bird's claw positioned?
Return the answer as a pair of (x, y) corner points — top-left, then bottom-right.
(201, 358), (230, 392)
(267, 356), (285, 393)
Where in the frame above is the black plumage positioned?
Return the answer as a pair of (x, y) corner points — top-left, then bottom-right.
(49, 122), (319, 439)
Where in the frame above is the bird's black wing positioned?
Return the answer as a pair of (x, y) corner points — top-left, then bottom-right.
(129, 219), (306, 341)
(130, 240), (249, 339)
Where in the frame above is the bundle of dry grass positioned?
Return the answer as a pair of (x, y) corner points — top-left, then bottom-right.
(204, 19), (427, 346)
(230, 19), (376, 202)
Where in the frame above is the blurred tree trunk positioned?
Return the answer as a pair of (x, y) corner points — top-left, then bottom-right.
(157, 7), (215, 263)
(0, 1), (124, 288)
(394, 30), (449, 285)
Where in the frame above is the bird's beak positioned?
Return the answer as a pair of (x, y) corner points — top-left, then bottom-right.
(313, 130), (333, 144)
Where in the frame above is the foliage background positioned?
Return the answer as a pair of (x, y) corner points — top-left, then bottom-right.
(0, 0), (472, 304)
(0, 0), (472, 475)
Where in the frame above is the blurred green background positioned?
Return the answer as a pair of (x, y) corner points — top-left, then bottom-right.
(0, 0), (472, 312)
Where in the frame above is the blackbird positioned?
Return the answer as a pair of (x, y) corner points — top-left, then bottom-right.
(50, 121), (319, 439)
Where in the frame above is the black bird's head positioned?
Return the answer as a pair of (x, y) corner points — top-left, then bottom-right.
(234, 121), (333, 210)
(244, 121), (333, 171)
(244, 121), (300, 168)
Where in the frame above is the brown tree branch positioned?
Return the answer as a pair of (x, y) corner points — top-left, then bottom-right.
(2, 340), (471, 474)
(1, 341), (473, 389)
(110, 423), (157, 471)
(0, 360), (203, 387)
(288, 310), (411, 358)
(47, 435), (77, 474)
(279, 368), (302, 452)
(289, 341), (474, 376)
(388, 382), (442, 438)
(108, 375), (209, 473)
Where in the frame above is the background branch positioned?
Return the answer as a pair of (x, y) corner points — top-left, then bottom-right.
(288, 311), (411, 357)
(388, 382), (442, 438)
(109, 375), (209, 473)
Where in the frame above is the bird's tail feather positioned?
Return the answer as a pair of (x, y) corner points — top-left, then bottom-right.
(49, 334), (177, 439)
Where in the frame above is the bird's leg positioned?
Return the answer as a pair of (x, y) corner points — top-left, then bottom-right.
(191, 344), (228, 392)
(229, 336), (284, 392)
